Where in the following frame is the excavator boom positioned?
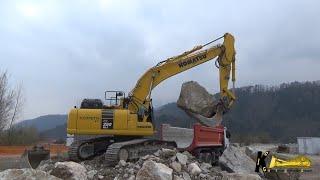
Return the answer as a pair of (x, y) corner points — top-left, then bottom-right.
(128, 33), (236, 116)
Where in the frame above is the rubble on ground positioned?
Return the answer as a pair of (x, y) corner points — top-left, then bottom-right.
(187, 163), (202, 175)
(219, 144), (256, 174)
(220, 172), (262, 180)
(1, 144), (265, 180)
(176, 152), (188, 165)
(37, 159), (56, 173)
(62, 145), (262, 180)
(50, 161), (88, 180)
(0, 168), (61, 180)
(136, 160), (173, 180)
(177, 81), (217, 118)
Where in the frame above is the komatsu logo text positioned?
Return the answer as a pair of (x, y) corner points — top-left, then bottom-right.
(178, 53), (207, 68)
(80, 116), (99, 121)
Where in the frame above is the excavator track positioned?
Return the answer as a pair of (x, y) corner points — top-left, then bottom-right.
(68, 140), (84, 162)
(105, 139), (177, 166)
(68, 137), (112, 161)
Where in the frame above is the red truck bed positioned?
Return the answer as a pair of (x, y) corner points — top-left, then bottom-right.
(160, 123), (226, 154)
(186, 124), (224, 151)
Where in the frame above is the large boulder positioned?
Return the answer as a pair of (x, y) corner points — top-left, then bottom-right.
(188, 163), (202, 175)
(160, 148), (176, 158)
(177, 81), (217, 118)
(200, 163), (212, 173)
(219, 144), (256, 174)
(87, 170), (97, 180)
(182, 172), (191, 180)
(37, 159), (56, 173)
(176, 152), (188, 165)
(0, 168), (60, 180)
(170, 161), (182, 172)
(136, 160), (173, 180)
(50, 161), (87, 180)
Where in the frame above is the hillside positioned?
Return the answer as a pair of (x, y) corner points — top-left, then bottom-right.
(39, 123), (67, 140)
(223, 81), (320, 143)
(155, 81), (320, 143)
(20, 81), (320, 143)
(15, 114), (67, 132)
(153, 103), (197, 128)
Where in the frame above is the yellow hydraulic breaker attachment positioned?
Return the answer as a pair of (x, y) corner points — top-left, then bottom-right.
(255, 151), (312, 173)
(269, 154), (311, 169)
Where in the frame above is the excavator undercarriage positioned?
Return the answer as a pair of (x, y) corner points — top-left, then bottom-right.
(68, 137), (176, 166)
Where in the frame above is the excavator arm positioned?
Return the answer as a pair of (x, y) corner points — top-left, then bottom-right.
(127, 33), (236, 117)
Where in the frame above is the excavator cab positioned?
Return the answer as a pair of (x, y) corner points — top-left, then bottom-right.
(104, 90), (126, 108)
(80, 99), (103, 109)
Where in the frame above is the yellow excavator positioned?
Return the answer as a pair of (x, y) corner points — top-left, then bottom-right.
(67, 33), (236, 165)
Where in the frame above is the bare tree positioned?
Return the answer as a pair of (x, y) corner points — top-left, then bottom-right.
(8, 84), (23, 144)
(0, 71), (23, 132)
(0, 71), (15, 131)
(9, 84), (23, 129)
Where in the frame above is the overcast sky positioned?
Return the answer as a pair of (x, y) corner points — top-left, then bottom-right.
(1, 0), (319, 120)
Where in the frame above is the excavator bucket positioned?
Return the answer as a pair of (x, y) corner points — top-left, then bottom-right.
(186, 111), (222, 127)
(20, 145), (50, 169)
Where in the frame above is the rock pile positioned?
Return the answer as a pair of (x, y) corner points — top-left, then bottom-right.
(74, 146), (261, 180)
(51, 161), (88, 180)
(78, 148), (226, 180)
(0, 144), (264, 180)
(0, 168), (60, 180)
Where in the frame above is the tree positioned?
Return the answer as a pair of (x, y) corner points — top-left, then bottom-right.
(0, 71), (14, 131)
(8, 84), (23, 144)
(0, 71), (23, 132)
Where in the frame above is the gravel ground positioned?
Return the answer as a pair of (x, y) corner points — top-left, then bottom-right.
(0, 150), (319, 180)
(0, 155), (21, 170)
(300, 155), (320, 180)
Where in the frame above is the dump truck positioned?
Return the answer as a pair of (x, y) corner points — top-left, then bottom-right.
(160, 123), (230, 164)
